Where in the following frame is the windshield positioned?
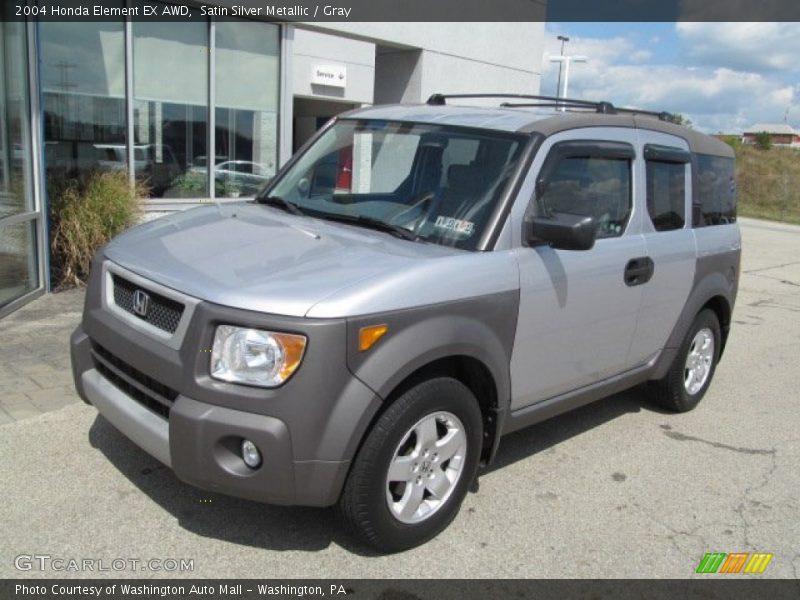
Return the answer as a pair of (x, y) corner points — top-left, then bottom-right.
(265, 119), (527, 250)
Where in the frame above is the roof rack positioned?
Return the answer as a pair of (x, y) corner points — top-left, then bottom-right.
(425, 93), (677, 124)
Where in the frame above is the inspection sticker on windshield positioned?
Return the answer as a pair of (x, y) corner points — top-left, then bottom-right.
(434, 216), (475, 236)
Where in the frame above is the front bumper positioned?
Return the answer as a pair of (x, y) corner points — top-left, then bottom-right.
(75, 332), (297, 505)
(70, 265), (382, 506)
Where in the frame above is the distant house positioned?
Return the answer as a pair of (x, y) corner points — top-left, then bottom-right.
(742, 123), (800, 147)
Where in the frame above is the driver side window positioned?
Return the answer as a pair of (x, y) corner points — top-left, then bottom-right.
(538, 154), (632, 239)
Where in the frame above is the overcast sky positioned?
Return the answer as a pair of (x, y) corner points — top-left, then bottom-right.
(542, 23), (799, 133)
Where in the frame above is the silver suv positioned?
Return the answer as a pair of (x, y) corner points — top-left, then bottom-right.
(71, 94), (740, 552)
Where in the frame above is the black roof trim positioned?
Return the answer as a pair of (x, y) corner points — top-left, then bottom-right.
(426, 93), (678, 123)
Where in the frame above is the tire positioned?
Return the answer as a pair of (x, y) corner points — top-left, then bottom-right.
(338, 377), (483, 553)
(647, 309), (721, 412)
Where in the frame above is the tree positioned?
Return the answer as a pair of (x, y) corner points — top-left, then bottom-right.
(754, 131), (772, 151)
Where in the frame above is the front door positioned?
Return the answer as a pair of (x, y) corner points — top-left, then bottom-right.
(510, 130), (646, 409)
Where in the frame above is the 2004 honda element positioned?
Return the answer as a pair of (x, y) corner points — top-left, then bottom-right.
(71, 94), (740, 552)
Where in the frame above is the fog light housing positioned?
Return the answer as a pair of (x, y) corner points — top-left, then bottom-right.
(241, 439), (262, 469)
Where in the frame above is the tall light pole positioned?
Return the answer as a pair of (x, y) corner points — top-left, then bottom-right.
(555, 35), (569, 98)
(550, 55), (587, 109)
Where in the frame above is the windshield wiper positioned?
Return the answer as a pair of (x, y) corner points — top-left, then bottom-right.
(315, 213), (420, 241)
(256, 195), (305, 216)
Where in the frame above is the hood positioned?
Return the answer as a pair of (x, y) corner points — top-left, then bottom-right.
(104, 203), (459, 317)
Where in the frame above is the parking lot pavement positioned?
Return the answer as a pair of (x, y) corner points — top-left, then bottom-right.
(1, 217), (798, 579)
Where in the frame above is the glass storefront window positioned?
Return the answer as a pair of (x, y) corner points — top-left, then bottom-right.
(42, 14), (279, 203)
(214, 20), (279, 198)
(2, 9), (283, 316)
(0, 220), (38, 308)
(133, 12), (208, 198)
(40, 20), (126, 186)
(1, 20), (34, 217)
(0, 19), (39, 310)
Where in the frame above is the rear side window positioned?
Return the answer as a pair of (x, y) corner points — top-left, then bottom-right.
(694, 154), (736, 226)
(646, 160), (686, 231)
(538, 156), (632, 238)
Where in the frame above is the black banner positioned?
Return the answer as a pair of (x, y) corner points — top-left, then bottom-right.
(3, 0), (800, 22)
(3, 579), (800, 600)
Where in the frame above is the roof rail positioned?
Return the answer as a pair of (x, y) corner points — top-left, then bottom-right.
(425, 93), (678, 123)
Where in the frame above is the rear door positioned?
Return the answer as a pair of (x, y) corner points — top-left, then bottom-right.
(627, 130), (696, 364)
(509, 128), (647, 408)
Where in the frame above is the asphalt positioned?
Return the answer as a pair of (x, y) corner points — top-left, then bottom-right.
(0, 217), (798, 579)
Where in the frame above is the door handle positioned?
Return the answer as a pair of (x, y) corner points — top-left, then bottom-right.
(624, 257), (654, 287)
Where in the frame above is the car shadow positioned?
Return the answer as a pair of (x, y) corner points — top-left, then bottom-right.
(87, 416), (380, 557)
(88, 388), (668, 555)
(484, 386), (670, 475)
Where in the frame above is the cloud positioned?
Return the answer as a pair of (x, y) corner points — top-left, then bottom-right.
(676, 23), (800, 73)
(542, 33), (638, 66)
(630, 49), (653, 63)
(540, 28), (797, 133)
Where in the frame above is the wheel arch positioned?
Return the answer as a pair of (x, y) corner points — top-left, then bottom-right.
(345, 294), (518, 465)
(702, 294), (732, 354)
(382, 355), (501, 464)
(650, 268), (736, 381)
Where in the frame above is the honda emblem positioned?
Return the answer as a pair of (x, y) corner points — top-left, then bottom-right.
(132, 289), (150, 318)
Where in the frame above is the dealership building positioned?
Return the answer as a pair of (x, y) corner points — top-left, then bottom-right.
(0, 4), (544, 316)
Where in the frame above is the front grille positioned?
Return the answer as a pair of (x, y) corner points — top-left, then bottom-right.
(112, 275), (184, 334)
(91, 343), (178, 420)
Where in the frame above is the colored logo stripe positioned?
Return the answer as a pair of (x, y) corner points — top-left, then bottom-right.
(697, 553), (726, 573)
(719, 553), (749, 573)
(744, 553), (773, 574)
(696, 552), (773, 574)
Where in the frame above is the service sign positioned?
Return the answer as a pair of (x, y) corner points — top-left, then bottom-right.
(311, 64), (347, 88)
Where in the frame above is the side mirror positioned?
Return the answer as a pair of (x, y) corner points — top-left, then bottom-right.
(524, 212), (597, 251)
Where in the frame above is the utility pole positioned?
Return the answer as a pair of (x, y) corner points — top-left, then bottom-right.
(550, 55), (588, 109)
(555, 35), (569, 98)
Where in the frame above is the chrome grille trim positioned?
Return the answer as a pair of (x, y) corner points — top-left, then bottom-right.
(101, 260), (200, 350)
(111, 274), (184, 334)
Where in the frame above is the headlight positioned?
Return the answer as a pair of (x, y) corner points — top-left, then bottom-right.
(210, 325), (306, 387)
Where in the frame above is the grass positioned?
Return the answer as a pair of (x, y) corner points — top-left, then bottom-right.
(48, 170), (145, 289)
(727, 141), (800, 225)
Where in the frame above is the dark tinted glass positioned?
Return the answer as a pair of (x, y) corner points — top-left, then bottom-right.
(694, 154), (736, 226)
(646, 160), (685, 231)
(539, 156), (631, 238)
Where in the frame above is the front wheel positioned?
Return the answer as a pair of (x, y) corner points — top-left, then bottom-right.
(338, 377), (483, 552)
(647, 308), (721, 412)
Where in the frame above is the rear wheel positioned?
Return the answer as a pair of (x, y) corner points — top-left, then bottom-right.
(648, 309), (721, 412)
(338, 377), (482, 552)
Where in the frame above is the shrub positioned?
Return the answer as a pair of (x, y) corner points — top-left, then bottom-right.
(754, 131), (772, 151)
(720, 135), (741, 151)
(49, 170), (145, 289)
(165, 171), (236, 197)
(168, 171), (207, 196)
